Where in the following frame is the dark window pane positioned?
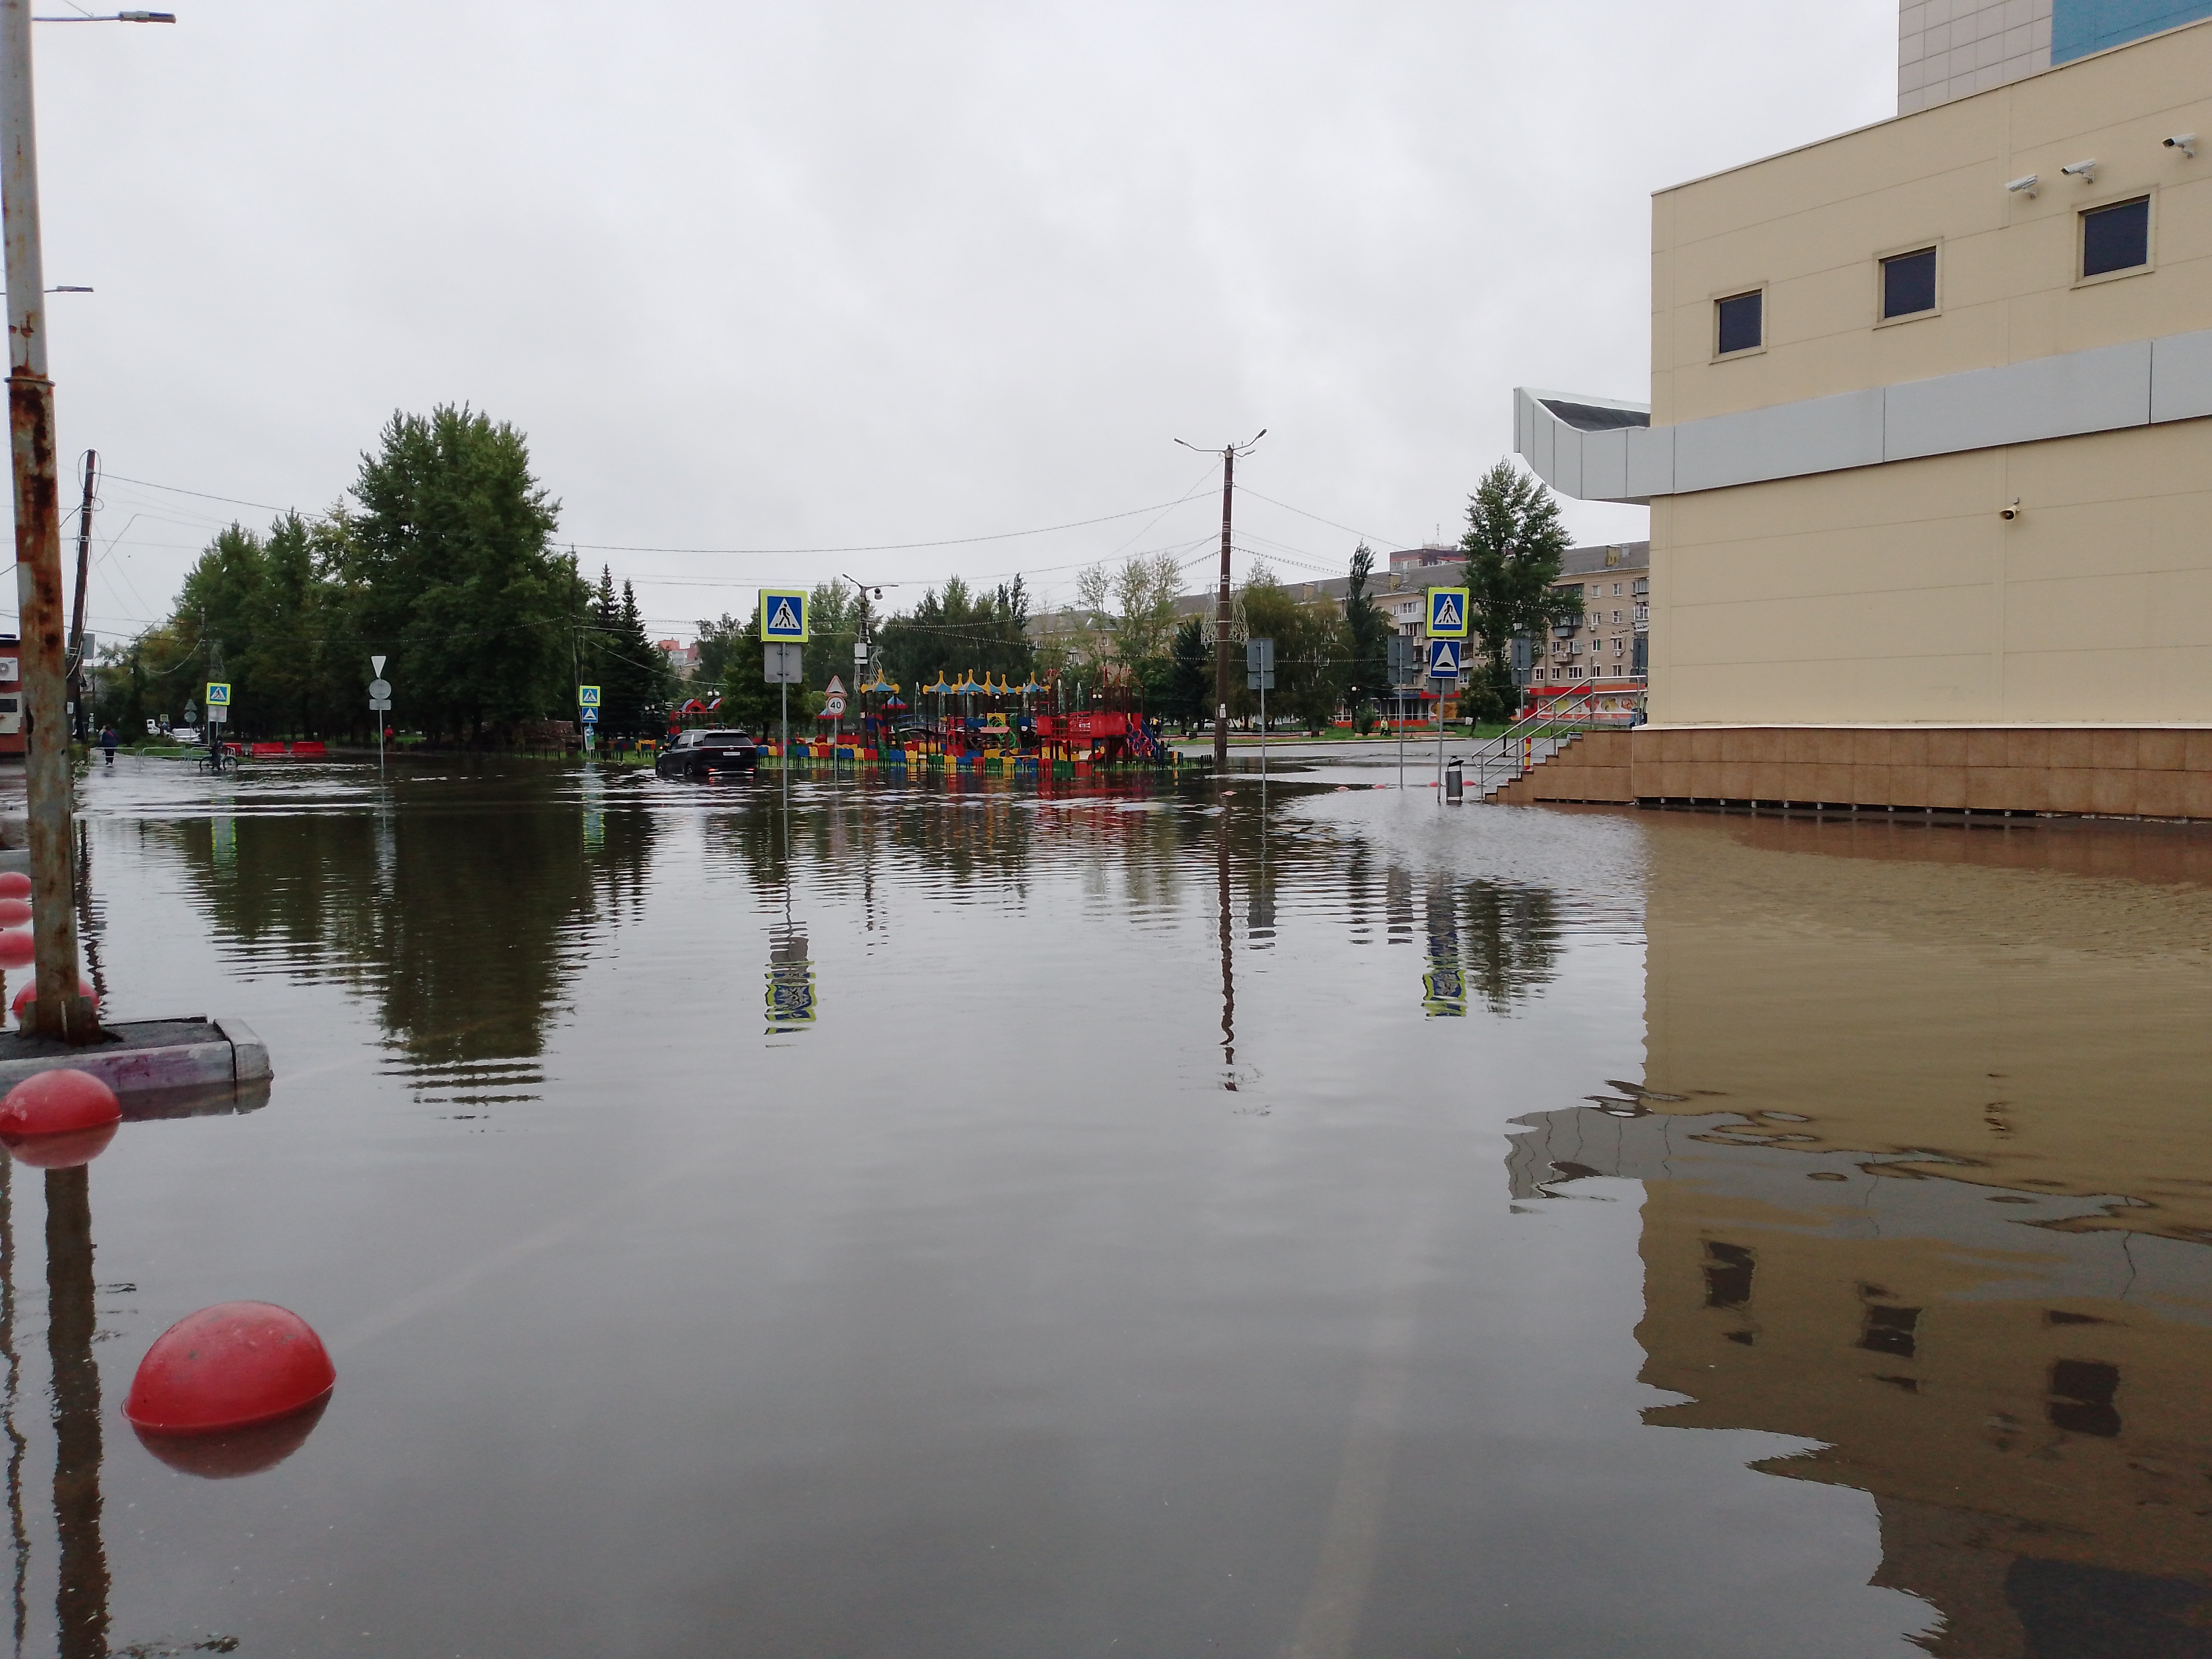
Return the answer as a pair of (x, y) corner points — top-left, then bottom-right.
(2048, 1359), (2121, 1437)
(1715, 290), (1762, 355)
(1702, 1240), (1754, 1308)
(1858, 1303), (1921, 1358)
(2082, 197), (2149, 278)
(1882, 247), (1938, 317)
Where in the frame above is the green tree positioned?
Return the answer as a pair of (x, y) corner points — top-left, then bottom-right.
(591, 573), (667, 739)
(1168, 615), (1210, 733)
(1238, 565), (1345, 734)
(719, 598), (819, 741)
(337, 405), (569, 742)
(1456, 460), (1576, 720)
(694, 614), (745, 688)
(1341, 544), (1391, 730)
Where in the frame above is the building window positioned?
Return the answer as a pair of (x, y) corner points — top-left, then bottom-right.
(1715, 290), (1762, 356)
(2082, 197), (2150, 279)
(1612, 583), (1622, 596)
(1881, 247), (1938, 319)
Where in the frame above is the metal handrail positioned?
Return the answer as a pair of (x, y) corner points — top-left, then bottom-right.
(1472, 686), (1620, 790)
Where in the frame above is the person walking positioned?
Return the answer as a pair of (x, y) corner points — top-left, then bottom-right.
(99, 724), (118, 764)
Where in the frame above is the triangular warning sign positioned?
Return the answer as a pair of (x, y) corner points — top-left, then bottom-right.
(825, 676), (845, 696)
(1432, 595), (1461, 629)
(768, 598), (801, 634)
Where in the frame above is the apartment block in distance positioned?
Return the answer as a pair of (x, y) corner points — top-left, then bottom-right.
(1526, 542), (1648, 723)
(1506, 12), (2212, 817)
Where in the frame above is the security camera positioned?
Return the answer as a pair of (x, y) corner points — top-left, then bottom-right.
(1999, 498), (2021, 521)
(2166, 133), (2197, 157)
(2060, 159), (2098, 182)
(2006, 174), (2039, 197)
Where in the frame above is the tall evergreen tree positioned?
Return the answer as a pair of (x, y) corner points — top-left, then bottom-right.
(1341, 544), (1391, 726)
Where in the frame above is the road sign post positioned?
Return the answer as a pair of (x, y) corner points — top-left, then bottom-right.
(1426, 639), (1462, 799)
(1245, 639), (1275, 786)
(761, 639), (805, 809)
(366, 659), (394, 777)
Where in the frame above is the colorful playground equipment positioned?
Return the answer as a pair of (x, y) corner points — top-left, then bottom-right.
(744, 666), (1176, 772)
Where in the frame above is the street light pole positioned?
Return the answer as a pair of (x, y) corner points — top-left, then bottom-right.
(1177, 431), (1263, 778)
(2, 0), (90, 1041)
(2, 4), (169, 1040)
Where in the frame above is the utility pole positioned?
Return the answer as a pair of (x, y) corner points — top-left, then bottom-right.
(65, 447), (91, 741)
(2, 0), (93, 1042)
(1177, 430), (1263, 775)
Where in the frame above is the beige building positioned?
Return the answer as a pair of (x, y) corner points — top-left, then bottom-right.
(1514, 15), (2212, 816)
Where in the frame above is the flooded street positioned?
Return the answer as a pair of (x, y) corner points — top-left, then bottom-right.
(1, 756), (2206, 1655)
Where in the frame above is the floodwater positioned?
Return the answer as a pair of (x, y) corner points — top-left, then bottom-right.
(0, 752), (2206, 1657)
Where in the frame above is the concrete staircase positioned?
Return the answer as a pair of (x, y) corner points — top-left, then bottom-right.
(1486, 728), (1636, 805)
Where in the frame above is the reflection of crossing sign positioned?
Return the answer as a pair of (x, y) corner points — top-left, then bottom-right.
(578, 684), (601, 707)
(760, 588), (810, 642)
(205, 682), (231, 707)
(1428, 639), (1462, 679)
(1427, 586), (1469, 639)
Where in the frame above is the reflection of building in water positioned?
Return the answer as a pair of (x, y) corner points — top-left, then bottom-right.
(1508, 815), (2212, 1653)
(765, 925), (816, 1033)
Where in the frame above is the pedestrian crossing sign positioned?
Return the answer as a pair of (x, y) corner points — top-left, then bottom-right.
(760, 588), (810, 642)
(1427, 586), (1469, 640)
(205, 682), (231, 707)
(577, 684), (601, 707)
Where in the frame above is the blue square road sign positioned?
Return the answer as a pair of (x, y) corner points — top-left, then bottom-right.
(1428, 639), (1462, 680)
(1427, 587), (1469, 639)
(760, 589), (810, 642)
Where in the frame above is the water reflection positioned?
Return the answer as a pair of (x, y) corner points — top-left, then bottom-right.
(164, 772), (659, 1107)
(1513, 814), (2212, 1653)
(45, 1167), (106, 1659)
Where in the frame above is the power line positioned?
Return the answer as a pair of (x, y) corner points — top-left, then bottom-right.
(98, 470), (1220, 558)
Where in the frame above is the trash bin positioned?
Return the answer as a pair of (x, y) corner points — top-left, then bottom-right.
(1444, 758), (1463, 803)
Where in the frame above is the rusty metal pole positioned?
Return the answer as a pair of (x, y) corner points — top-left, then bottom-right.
(1212, 445), (1233, 775)
(2, 0), (93, 1043)
(65, 447), (89, 740)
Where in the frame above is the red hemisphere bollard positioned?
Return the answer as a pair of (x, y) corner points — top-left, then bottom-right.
(0, 897), (29, 926)
(0, 928), (31, 970)
(0, 1069), (121, 1168)
(0, 872), (28, 899)
(10, 978), (95, 1022)
(125, 1302), (336, 1437)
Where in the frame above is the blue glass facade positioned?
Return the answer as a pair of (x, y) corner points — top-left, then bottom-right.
(2052, 0), (2212, 62)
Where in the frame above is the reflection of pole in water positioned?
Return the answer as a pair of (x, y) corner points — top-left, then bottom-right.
(70, 823), (103, 1010)
(0, 1159), (27, 1658)
(1421, 878), (1467, 1017)
(44, 1168), (107, 1659)
(1217, 809), (1236, 1089)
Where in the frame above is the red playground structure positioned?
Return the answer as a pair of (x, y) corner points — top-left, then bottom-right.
(1028, 711), (1168, 766)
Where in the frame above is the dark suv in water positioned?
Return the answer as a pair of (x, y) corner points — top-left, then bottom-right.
(656, 728), (761, 779)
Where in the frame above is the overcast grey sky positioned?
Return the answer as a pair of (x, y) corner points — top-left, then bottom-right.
(23, 1), (1894, 644)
